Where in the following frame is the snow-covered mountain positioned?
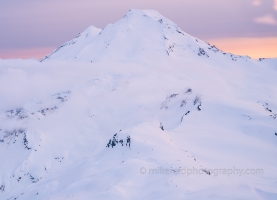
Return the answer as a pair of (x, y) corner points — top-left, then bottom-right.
(1, 9), (277, 200)
(41, 9), (253, 63)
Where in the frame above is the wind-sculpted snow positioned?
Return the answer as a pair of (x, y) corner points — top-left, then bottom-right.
(0, 9), (277, 200)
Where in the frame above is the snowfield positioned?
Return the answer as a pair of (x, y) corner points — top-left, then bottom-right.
(0, 9), (277, 200)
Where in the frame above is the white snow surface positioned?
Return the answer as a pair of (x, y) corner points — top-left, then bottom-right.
(0, 9), (277, 200)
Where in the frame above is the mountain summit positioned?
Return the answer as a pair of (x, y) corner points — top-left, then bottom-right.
(41, 9), (249, 62)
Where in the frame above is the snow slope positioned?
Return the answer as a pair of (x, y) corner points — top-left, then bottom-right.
(40, 26), (101, 62)
(0, 9), (277, 200)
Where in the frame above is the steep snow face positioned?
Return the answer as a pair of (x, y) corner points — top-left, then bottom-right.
(41, 9), (251, 63)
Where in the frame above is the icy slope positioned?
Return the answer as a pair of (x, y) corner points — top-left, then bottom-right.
(41, 9), (251, 63)
(0, 9), (277, 200)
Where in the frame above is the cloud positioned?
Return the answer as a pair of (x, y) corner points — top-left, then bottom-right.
(254, 14), (277, 25)
(275, 0), (277, 11)
(252, 0), (261, 6)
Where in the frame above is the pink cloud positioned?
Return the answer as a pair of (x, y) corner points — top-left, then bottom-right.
(254, 14), (277, 25)
(275, 0), (277, 11)
(252, 0), (261, 6)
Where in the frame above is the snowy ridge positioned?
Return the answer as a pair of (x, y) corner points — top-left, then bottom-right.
(40, 26), (101, 61)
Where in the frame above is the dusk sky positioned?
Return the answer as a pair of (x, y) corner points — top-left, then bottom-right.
(0, 0), (277, 59)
